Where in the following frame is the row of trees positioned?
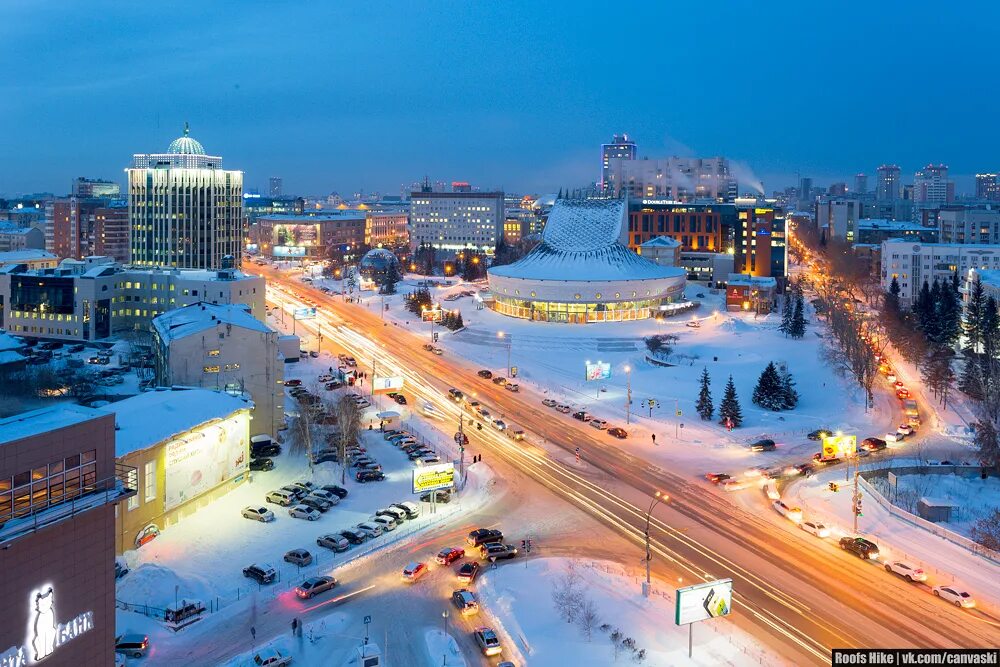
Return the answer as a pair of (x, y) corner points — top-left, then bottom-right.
(404, 287), (434, 315)
(696, 364), (799, 427)
(696, 370), (743, 428)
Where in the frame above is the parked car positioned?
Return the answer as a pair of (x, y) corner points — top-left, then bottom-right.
(457, 561), (480, 583)
(391, 501), (421, 519)
(749, 439), (776, 452)
(436, 547), (465, 565)
(452, 588), (480, 615)
(542, 398), (557, 407)
(310, 450), (339, 465)
(295, 575), (337, 599)
(772, 501), (803, 523)
(504, 383), (520, 392)
(377, 506), (407, 523)
(284, 549), (313, 567)
(371, 515), (397, 532)
(607, 427), (628, 439)
(253, 648), (292, 667)
(289, 505), (321, 521)
(322, 484), (349, 499)
(250, 457), (275, 472)
(114, 634), (150, 658)
(572, 410), (591, 421)
(356, 469), (386, 483)
(839, 536), (880, 560)
(355, 522), (383, 538)
(316, 533), (350, 552)
(467, 528), (503, 547)
(401, 561), (428, 582)
(299, 496), (332, 513)
(492, 376), (507, 386)
(799, 521), (830, 538)
(807, 429), (832, 441)
(589, 418), (608, 430)
(556, 404), (572, 413)
(339, 529), (366, 545)
(421, 490), (451, 503)
(477, 369), (493, 379)
(932, 586), (976, 608)
(474, 627), (503, 657)
(242, 506), (275, 522)
(884, 561), (927, 582)
(243, 563), (278, 584)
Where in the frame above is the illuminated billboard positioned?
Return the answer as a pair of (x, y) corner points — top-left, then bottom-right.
(675, 579), (733, 625)
(820, 434), (856, 462)
(273, 246), (307, 257)
(422, 308), (443, 322)
(585, 361), (612, 381)
(412, 462), (455, 494)
(165, 415), (248, 511)
(373, 376), (404, 392)
(273, 223), (318, 247)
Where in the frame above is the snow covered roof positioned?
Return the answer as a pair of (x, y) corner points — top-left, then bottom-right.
(99, 389), (252, 456)
(0, 405), (107, 445)
(0, 249), (57, 262)
(490, 198), (684, 282)
(639, 236), (682, 248)
(0, 332), (25, 353)
(153, 303), (272, 343)
(857, 219), (927, 231)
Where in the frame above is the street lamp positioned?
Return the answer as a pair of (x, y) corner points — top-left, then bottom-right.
(498, 331), (511, 377)
(624, 364), (632, 424)
(643, 491), (667, 597)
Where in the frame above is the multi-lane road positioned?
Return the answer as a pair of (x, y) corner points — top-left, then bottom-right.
(260, 265), (1000, 664)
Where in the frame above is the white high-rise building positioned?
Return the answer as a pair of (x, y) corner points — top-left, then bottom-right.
(126, 124), (243, 270)
(606, 156), (736, 201)
(880, 238), (1000, 305)
(913, 164), (955, 205)
(601, 134), (636, 191)
(410, 190), (504, 256)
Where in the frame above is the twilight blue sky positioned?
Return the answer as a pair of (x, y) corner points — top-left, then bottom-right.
(2, 1), (999, 198)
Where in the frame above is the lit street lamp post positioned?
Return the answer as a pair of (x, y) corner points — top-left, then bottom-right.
(498, 331), (511, 377)
(624, 364), (632, 424)
(643, 491), (666, 597)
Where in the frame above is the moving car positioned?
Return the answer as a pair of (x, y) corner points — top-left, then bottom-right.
(504, 383), (520, 392)
(288, 505), (321, 521)
(861, 437), (887, 452)
(283, 548), (313, 567)
(467, 528), (503, 547)
(896, 424), (914, 436)
(884, 561), (927, 582)
(839, 536), (880, 560)
(477, 369), (493, 379)
(401, 561), (428, 582)
(452, 589), (480, 615)
(492, 376), (507, 386)
(749, 439), (776, 452)
(772, 500), (802, 523)
(242, 506), (275, 522)
(807, 429), (832, 441)
(242, 563), (277, 584)
(437, 547), (465, 565)
(474, 627), (503, 657)
(114, 634), (150, 658)
(800, 521), (830, 538)
(295, 575), (337, 599)
(356, 469), (386, 483)
(316, 533), (350, 552)
(932, 586), (975, 608)
(721, 478), (750, 492)
(457, 561), (480, 583)
(483, 543), (519, 561)
(705, 473), (732, 484)
(542, 398), (557, 407)
(589, 418), (608, 430)
(607, 427), (628, 439)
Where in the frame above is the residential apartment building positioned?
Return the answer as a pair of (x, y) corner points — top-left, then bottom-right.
(153, 303), (284, 437)
(976, 174), (999, 202)
(814, 198), (864, 241)
(600, 133), (636, 190)
(913, 164), (955, 206)
(0, 224), (44, 252)
(0, 405), (135, 667)
(127, 125), (243, 270)
(934, 206), (1000, 244)
(606, 157), (737, 201)
(0, 256), (264, 341)
(880, 238), (1000, 304)
(409, 190), (504, 256)
(876, 164), (902, 202)
(93, 202), (130, 262)
(48, 197), (124, 260)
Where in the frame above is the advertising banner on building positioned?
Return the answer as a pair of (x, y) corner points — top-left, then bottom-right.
(273, 246), (307, 257)
(165, 416), (248, 511)
(584, 361), (612, 381)
(373, 376), (404, 392)
(820, 434), (856, 462)
(675, 579), (733, 625)
(411, 462), (455, 494)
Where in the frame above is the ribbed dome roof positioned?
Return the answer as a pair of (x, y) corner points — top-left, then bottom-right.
(167, 122), (206, 155)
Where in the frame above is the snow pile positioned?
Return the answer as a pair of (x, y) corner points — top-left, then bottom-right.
(116, 563), (216, 610)
(423, 630), (466, 667)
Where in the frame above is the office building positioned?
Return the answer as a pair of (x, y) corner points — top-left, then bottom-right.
(677, 251), (735, 283)
(913, 164), (955, 205)
(601, 133), (637, 190)
(153, 303), (284, 438)
(93, 202), (130, 262)
(725, 274), (777, 313)
(627, 200), (736, 252)
(0, 405), (135, 667)
(815, 198), (864, 242)
(798, 177), (813, 209)
(488, 198), (686, 323)
(256, 213), (366, 261)
(828, 182), (848, 196)
(881, 238), (1000, 305)
(606, 157), (737, 201)
(269, 177), (283, 197)
(734, 205), (787, 285)
(855, 173), (868, 195)
(976, 174), (999, 201)
(71, 177), (120, 199)
(876, 165), (902, 202)
(127, 124), (243, 270)
(410, 190), (504, 256)
(364, 210), (410, 249)
(935, 206), (1000, 244)
(0, 256), (264, 341)
(104, 389), (251, 553)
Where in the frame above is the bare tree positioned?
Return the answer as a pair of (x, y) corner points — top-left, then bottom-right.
(334, 396), (361, 485)
(577, 598), (599, 641)
(970, 509), (1000, 551)
(551, 565), (584, 624)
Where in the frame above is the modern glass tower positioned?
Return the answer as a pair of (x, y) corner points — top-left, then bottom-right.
(127, 124), (243, 269)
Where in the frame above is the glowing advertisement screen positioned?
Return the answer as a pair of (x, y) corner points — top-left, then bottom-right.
(273, 246), (307, 257)
(585, 361), (612, 381)
(675, 579), (733, 625)
(412, 462), (455, 494)
(164, 416), (248, 511)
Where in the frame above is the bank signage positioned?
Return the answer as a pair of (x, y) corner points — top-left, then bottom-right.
(0, 585), (94, 666)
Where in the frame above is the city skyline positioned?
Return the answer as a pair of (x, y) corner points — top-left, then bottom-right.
(3, 2), (1000, 197)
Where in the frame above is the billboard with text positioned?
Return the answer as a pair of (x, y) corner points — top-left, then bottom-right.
(675, 579), (733, 625)
(165, 415), (248, 511)
(373, 376), (404, 392)
(585, 361), (612, 381)
(412, 462), (455, 494)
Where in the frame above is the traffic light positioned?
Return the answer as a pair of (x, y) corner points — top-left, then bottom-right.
(855, 496), (863, 516)
(521, 539), (526, 550)
(527, 538), (532, 553)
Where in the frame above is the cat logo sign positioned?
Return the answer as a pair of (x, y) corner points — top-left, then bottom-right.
(820, 434), (856, 462)
(3, 585), (96, 665)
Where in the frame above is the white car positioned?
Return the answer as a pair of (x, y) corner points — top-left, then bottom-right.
(309, 489), (340, 505)
(254, 648), (292, 667)
(288, 505), (321, 521)
(800, 521), (830, 538)
(370, 515), (397, 532)
(884, 432), (903, 443)
(242, 506), (275, 522)
(896, 424), (914, 436)
(886, 373), (897, 383)
(721, 478), (750, 492)
(762, 483), (780, 501)
(356, 522), (383, 538)
(932, 586), (975, 608)
(772, 500), (803, 523)
(589, 419), (608, 430)
(884, 561), (927, 582)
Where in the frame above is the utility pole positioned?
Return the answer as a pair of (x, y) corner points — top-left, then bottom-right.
(643, 491), (665, 597)
(853, 471), (861, 534)
(625, 365), (632, 425)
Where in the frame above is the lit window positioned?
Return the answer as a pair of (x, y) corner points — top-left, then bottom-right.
(208, 349), (220, 357)
(203, 365), (220, 373)
(144, 460), (156, 503)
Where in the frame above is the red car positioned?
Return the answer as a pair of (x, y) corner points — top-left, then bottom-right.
(284, 379), (302, 387)
(705, 473), (732, 484)
(436, 547), (465, 565)
(607, 427), (628, 439)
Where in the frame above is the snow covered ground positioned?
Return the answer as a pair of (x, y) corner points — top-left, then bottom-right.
(476, 557), (784, 667)
(783, 461), (1000, 610)
(882, 472), (1000, 536)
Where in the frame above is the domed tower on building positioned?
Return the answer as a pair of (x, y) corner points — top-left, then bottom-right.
(126, 123), (243, 270)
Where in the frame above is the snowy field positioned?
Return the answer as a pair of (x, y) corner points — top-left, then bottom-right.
(477, 557), (784, 667)
(882, 473), (1000, 536)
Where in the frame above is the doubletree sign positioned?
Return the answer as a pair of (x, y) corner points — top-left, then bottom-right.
(0, 585), (94, 666)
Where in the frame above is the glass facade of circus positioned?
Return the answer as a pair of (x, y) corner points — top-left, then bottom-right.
(491, 288), (682, 323)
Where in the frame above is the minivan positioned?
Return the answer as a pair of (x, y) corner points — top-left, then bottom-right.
(266, 490), (296, 506)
